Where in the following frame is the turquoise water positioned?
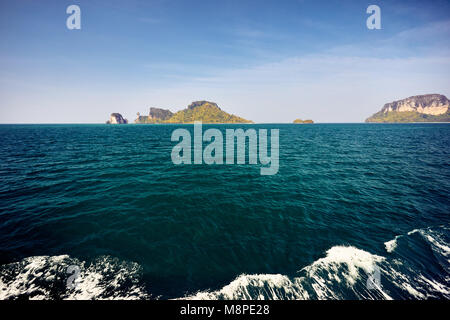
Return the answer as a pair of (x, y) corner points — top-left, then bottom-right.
(0, 123), (449, 299)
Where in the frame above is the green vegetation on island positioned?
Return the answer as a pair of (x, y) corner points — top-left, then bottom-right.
(366, 94), (450, 123)
(135, 101), (253, 124)
(366, 111), (450, 123)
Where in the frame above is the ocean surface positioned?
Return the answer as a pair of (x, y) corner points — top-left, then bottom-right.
(0, 123), (449, 300)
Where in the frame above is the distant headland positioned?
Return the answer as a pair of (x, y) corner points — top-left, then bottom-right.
(366, 94), (450, 123)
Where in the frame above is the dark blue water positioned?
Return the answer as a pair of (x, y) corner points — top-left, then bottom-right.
(0, 124), (449, 299)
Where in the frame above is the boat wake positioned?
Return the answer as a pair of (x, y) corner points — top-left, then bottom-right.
(182, 246), (390, 300)
(183, 225), (449, 300)
(0, 255), (149, 300)
(1, 226), (448, 300)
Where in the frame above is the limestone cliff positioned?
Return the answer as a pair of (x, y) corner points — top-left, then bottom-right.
(366, 94), (450, 123)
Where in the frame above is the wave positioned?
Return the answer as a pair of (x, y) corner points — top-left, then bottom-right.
(183, 226), (450, 300)
(384, 227), (450, 255)
(182, 246), (391, 300)
(1, 226), (449, 300)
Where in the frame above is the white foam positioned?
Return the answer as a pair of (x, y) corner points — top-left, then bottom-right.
(183, 273), (308, 300)
(385, 227), (450, 256)
(417, 275), (450, 297)
(0, 255), (148, 300)
(384, 236), (400, 253)
(0, 255), (70, 300)
(419, 230), (450, 257)
(182, 246), (390, 300)
(2, 226), (449, 300)
(303, 246), (384, 285)
(385, 266), (425, 299)
(299, 246), (391, 300)
(381, 226), (450, 299)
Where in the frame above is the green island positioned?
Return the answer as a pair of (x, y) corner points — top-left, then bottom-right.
(134, 101), (253, 124)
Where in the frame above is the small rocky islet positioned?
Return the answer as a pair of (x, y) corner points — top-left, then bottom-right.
(293, 119), (314, 124)
(106, 113), (128, 124)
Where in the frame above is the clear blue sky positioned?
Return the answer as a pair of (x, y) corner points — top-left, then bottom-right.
(0, 0), (449, 123)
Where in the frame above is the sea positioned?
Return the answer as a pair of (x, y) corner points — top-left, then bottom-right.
(0, 123), (449, 300)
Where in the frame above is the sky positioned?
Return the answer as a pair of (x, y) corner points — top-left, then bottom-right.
(0, 0), (449, 123)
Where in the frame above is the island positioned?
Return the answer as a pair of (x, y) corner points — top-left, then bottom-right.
(365, 94), (450, 123)
(293, 119), (314, 124)
(106, 113), (128, 124)
(134, 101), (253, 124)
(135, 107), (174, 124)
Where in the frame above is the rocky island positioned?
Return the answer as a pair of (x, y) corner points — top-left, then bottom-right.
(293, 119), (314, 124)
(366, 94), (450, 123)
(106, 113), (128, 124)
(134, 101), (253, 124)
(135, 107), (174, 124)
